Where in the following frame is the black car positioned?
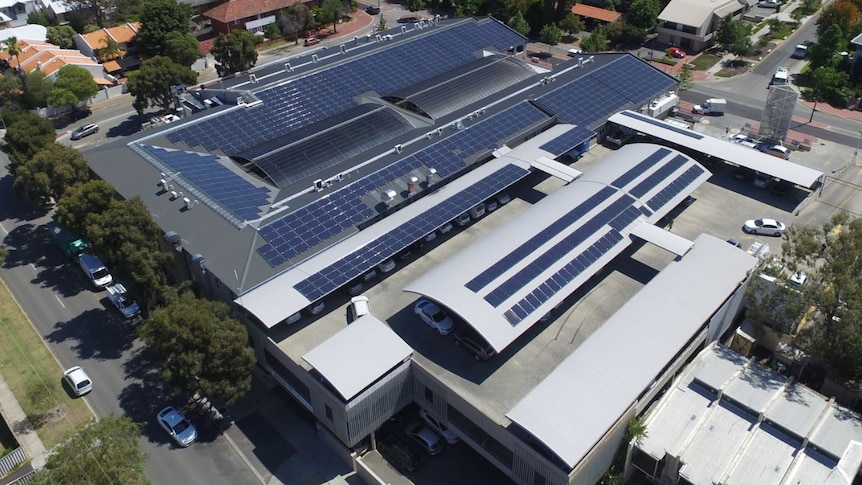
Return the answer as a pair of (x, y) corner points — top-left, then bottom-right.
(366, 5), (380, 14)
(71, 107), (92, 120)
(378, 436), (422, 472)
(454, 329), (496, 360)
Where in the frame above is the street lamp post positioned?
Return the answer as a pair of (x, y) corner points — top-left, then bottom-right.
(809, 95), (818, 123)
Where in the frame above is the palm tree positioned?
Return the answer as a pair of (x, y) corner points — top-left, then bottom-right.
(98, 36), (121, 62)
(3, 37), (21, 75)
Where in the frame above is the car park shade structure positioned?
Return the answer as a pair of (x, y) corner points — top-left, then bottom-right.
(538, 125), (595, 157)
(404, 144), (711, 351)
(606, 110), (824, 189)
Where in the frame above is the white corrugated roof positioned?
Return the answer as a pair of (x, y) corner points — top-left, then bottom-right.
(630, 222), (693, 256)
(607, 110), (823, 189)
(658, 0), (742, 27)
(405, 144), (710, 352)
(302, 314), (412, 401)
(505, 234), (757, 469)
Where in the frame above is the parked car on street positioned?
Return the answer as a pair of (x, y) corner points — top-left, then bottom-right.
(304, 37), (321, 46)
(730, 134), (757, 148)
(63, 366), (92, 396)
(414, 299), (455, 335)
(157, 406), (198, 447)
(106, 283), (141, 319)
(567, 47), (582, 57)
(365, 5), (380, 14)
(743, 218), (786, 236)
(70, 123), (99, 140)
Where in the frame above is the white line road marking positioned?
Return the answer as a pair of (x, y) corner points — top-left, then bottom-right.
(54, 295), (65, 308)
(0, 223), (7, 235)
(29, 263), (36, 273)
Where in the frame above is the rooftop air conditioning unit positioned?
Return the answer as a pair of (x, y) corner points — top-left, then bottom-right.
(183, 197), (192, 209)
(376, 34), (383, 42)
(401, 26), (408, 34)
(383, 189), (397, 206)
(340, 44), (347, 53)
(249, 74), (257, 83)
(437, 127), (444, 136)
(284, 62), (292, 73)
(426, 132), (434, 139)
(395, 144), (402, 154)
(170, 190), (178, 200)
(159, 178), (167, 188)
(314, 179), (324, 191)
(312, 54), (319, 63)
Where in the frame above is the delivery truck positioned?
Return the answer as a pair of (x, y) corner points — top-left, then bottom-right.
(46, 219), (88, 260)
(692, 98), (727, 115)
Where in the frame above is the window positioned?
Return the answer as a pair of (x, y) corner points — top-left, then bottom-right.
(325, 405), (333, 421)
(424, 386), (434, 403)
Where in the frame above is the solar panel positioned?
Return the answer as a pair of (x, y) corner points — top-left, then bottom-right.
(589, 56), (677, 105)
(166, 20), (525, 156)
(620, 111), (704, 140)
(293, 164), (530, 301)
(140, 145), (271, 221)
(484, 194), (638, 307)
(539, 125), (595, 156)
(645, 165), (706, 210)
(466, 186), (616, 292)
(629, 154), (688, 199)
(611, 147), (672, 188)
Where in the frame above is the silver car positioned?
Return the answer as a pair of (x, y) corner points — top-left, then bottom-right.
(414, 299), (455, 335)
(63, 366), (92, 396)
(71, 123), (99, 140)
(157, 406), (198, 447)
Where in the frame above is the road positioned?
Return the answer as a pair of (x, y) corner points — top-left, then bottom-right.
(681, 11), (862, 146)
(0, 162), (258, 483)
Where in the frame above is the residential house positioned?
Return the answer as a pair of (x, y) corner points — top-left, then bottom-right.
(0, 23), (46, 43)
(73, 22), (141, 75)
(656, 0), (748, 52)
(0, 39), (113, 85)
(571, 4), (622, 31)
(0, 0), (40, 28)
(38, 0), (71, 24)
(203, 0), (301, 35)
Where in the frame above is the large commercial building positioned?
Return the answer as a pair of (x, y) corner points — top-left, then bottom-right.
(87, 17), (763, 484)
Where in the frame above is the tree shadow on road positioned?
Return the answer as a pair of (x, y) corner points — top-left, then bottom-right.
(3, 224), (91, 298)
(44, 308), (137, 361)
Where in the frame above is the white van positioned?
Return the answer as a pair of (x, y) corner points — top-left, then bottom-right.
(79, 254), (112, 289)
(771, 67), (788, 86)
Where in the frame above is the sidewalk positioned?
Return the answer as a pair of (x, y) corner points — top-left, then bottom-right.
(0, 373), (47, 471)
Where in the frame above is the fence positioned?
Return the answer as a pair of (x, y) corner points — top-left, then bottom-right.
(0, 447), (26, 478)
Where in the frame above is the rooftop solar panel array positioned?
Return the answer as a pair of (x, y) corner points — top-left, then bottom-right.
(484, 194), (641, 308)
(166, 20), (525, 155)
(535, 55), (677, 129)
(414, 101), (548, 177)
(645, 165), (706, 211)
(140, 145), (271, 221)
(256, 101), (546, 268)
(629, 154), (688, 199)
(611, 147), (671, 188)
(293, 164), (530, 301)
(251, 107), (413, 188)
(538, 125), (595, 157)
(466, 186), (616, 293)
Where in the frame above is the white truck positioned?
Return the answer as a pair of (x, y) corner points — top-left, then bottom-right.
(693, 98), (726, 115)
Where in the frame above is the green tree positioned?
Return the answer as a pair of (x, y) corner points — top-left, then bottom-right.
(137, 0), (194, 56)
(0, 72), (23, 106)
(809, 24), (846, 69)
(817, 0), (860, 38)
(507, 11), (531, 36)
(626, 0), (660, 30)
(27, 9), (51, 26)
(3, 37), (21, 71)
(53, 65), (99, 102)
(29, 416), (150, 485)
(678, 63), (693, 91)
(139, 292), (256, 404)
(810, 66), (851, 105)
(540, 23), (562, 51)
(47, 25), (77, 49)
(559, 13), (584, 36)
(96, 35), (121, 62)
(13, 143), (90, 202)
(716, 14), (742, 47)
(127, 56), (197, 114)
(56, 180), (117, 236)
(86, 197), (169, 305)
(164, 31), (201, 68)
(604, 21), (646, 47)
(211, 31), (258, 77)
(580, 25), (608, 52)
(320, 0), (344, 32)
(47, 87), (79, 109)
(378, 16), (388, 31)
(278, 6), (304, 44)
(3, 113), (55, 169)
(23, 70), (52, 109)
(61, 0), (115, 26)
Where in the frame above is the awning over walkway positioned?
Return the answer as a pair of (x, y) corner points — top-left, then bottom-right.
(607, 110), (823, 189)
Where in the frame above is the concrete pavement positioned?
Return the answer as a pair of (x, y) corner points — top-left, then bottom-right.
(0, 372), (46, 470)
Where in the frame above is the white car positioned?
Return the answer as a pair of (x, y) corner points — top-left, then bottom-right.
(63, 366), (92, 396)
(730, 134), (757, 148)
(419, 409), (459, 444)
(106, 283), (141, 319)
(743, 218), (786, 236)
(567, 48), (582, 57)
(414, 299), (455, 335)
(157, 406), (198, 447)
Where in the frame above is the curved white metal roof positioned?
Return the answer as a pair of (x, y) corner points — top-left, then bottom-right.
(404, 143), (711, 352)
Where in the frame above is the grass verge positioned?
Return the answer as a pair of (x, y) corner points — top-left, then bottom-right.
(0, 279), (93, 449)
(690, 53), (722, 71)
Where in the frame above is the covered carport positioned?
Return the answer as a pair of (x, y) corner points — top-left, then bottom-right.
(606, 110), (824, 190)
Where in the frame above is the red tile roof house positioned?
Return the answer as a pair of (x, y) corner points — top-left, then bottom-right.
(203, 0), (303, 35)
